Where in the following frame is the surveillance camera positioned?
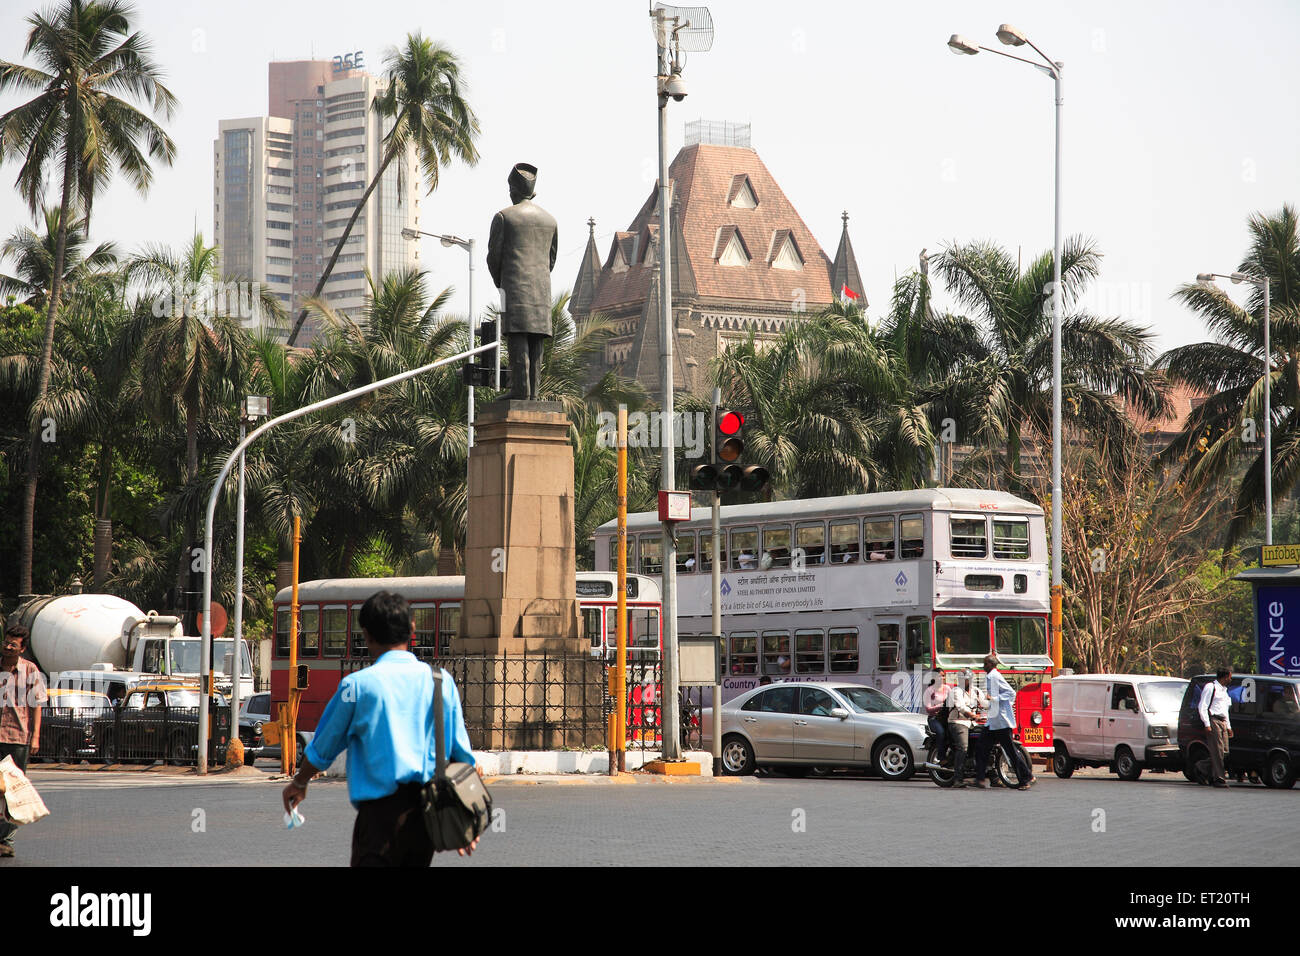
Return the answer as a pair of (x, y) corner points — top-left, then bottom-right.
(664, 72), (687, 101)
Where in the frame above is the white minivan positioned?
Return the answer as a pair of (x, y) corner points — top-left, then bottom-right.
(1051, 674), (1188, 780)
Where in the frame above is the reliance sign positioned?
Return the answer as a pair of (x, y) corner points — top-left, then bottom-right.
(1256, 585), (1300, 677)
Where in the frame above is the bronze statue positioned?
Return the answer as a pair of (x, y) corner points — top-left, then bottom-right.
(487, 163), (558, 401)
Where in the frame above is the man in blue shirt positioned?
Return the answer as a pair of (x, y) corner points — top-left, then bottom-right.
(971, 654), (1034, 790)
(281, 591), (479, 865)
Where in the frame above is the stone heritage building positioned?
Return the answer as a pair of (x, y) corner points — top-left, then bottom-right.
(569, 125), (866, 400)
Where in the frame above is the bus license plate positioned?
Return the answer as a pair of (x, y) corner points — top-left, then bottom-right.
(1021, 728), (1045, 744)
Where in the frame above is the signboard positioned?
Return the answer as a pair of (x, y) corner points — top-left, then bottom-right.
(658, 490), (691, 522)
(576, 578), (638, 599)
(332, 51), (364, 73)
(1261, 544), (1300, 567)
(1255, 585), (1300, 677)
(679, 634), (721, 686)
(677, 561), (920, 617)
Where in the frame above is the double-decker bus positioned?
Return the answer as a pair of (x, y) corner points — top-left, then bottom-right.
(593, 488), (1055, 755)
(270, 572), (662, 730)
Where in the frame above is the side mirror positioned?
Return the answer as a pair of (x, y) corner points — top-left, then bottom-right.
(829, 707), (850, 720)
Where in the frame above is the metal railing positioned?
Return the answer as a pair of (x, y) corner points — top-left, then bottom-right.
(38, 706), (233, 766)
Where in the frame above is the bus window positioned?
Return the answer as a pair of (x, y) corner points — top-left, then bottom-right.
(762, 631), (791, 675)
(582, 606), (603, 652)
(632, 608), (660, 657)
(950, 515), (987, 558)
(729, 633), (758, 675)
(677, 532), (696, 573)
(830, 520), (860, 564)
(412, 605), (437, 654)
(796, 522), (825, 566)
(701, 533), (727, 573)
(299, 606), (320, 657)
(275, 607), (290, 657)
(906, 616), (932, 669)
(323, 606), (348, 658)
(828, 628), (859, 672)
(762, 526), (792, 569)
(995, 617), (1046, 655)
(877, 622), (900, 670)
(864, 516), (896, 561)
(640, 535), (663, 575)
(900, 513), (925, 558)
(993, 517), (1030, 559)
(439, 604), (460, 657)
(795, 629), (824, 673)
(609, 536), (634, 573)
(935, 616), (991, 656)
(731, 528), (758, 570)
(351, 614), (366, 657)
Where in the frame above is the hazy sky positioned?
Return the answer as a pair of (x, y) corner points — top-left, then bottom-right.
(1, 0), (1296, 356)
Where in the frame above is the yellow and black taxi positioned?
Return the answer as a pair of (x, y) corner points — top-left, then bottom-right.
(41, 687), (113, 763)
(89, 679), (250, 766)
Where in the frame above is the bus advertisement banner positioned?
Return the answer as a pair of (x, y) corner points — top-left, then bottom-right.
(676, 561), (920, 615)
(1255, 585), (1300, 677)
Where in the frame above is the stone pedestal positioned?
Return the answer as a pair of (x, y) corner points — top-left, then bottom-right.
(458, 400), (584, 655)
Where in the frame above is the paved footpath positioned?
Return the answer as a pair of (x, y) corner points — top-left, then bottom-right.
(10, 766), (1299, 867)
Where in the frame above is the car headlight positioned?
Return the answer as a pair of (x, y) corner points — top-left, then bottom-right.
(1031, 711), (1043, 726)
(1148, 725), (1169, 739)
(253, 721), (263, 735)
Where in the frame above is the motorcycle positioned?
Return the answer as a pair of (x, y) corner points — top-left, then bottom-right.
(923, 723), (1031, 788)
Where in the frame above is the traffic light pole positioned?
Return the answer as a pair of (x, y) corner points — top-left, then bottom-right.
(710, 387), (722, 777)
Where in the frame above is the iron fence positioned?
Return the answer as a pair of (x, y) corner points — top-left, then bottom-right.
(38, 705), (233, 765)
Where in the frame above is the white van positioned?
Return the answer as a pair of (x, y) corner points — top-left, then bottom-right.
(1051, 674), (1188, 780)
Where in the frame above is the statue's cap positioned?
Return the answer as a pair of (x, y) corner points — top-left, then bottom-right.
(509, 163), (538, 198)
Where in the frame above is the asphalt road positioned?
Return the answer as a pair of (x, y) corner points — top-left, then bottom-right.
(9, 763), (1298, 867)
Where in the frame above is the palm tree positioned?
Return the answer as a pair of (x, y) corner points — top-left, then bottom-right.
(286, 33), (479, 345)
(1158, 204), (1300, 543)
(933, 237), (1167, 492)
(0, 206), (118, 310)
(123, 234), (273, 595)
(0, 0), (176, 594)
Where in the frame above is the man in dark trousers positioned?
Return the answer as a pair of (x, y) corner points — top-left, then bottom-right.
(0, 623), (45, 858)
(487, 162), (558, 400)
(282, 591), (478, 866)
(1197, 667), (1234, 787)
(971, 654), (1034, 790)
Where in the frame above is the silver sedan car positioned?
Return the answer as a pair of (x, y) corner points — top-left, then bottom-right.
(705, 682), (929, 780)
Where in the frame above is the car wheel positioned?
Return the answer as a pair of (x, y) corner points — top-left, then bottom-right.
(873, 736), (915, 781)
(295, 736), (307, 767)
(720, 734), (756, 776)
(56, 736), (75, 764)
(1115, 746), (1142, 781)
(168, 733), (191, 767)
(1264, 752), (1297, 789)
(1185, 744), (1210, 784)
(102, 735), (117, 765)
(1053, 746), (1075, 779)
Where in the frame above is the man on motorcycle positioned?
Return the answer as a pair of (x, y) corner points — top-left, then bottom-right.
(946, 670), (983, 788)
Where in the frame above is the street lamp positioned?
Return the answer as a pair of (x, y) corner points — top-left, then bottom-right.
(401, 226), (484, 469)
(1197, 270), (1273, 543)
(230, 394), (269, 758)
(947, 23), (1066, 674)
(651, 3), (712, 761)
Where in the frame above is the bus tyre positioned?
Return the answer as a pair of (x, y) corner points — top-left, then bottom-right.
(873, 737), (914, 781)
(1114, 746), (1142, 781)
(721, 735), (756, 776)
(1264, 752), (1296, 789)
(1052, 747), (1075, 779)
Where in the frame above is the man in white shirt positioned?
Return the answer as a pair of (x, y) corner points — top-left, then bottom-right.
(972, 654), (1034, 790)
(1197, 667), (1234, 788)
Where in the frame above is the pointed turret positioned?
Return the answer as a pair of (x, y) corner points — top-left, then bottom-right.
(829, 210), (867, 308)
(570, 217), (602, 319)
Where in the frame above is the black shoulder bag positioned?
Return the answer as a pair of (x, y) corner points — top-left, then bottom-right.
(422, 670), (493, 852)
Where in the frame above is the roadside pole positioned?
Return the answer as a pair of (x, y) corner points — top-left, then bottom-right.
(616, 405), (629, 773)
(710, 387), (722, 777)
(281, 516), (300, 777)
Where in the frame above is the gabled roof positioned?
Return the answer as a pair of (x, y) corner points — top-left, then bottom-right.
(587, 143), (834, 313)
(829, 211), (866, 306)
(570, 218), (603, 317)
(727, 173), (758, 208)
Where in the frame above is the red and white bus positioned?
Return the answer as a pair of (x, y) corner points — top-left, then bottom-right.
(270, 572), (662, 730)
(592, 488), (1055, 755)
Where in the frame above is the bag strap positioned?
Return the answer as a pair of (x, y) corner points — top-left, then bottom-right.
(433, 669), (446, 780)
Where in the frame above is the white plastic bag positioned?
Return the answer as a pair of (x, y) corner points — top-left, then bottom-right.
(0, 754), (50, 825)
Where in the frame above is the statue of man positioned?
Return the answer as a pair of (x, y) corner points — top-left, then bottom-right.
(487, 163), (558, 401)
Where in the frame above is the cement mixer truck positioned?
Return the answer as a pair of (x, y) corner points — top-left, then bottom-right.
(10, 593), (254, 701)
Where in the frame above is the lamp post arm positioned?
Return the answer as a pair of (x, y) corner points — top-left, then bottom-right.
(977, 43), (1057, 76)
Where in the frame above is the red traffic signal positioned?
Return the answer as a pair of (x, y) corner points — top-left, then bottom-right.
(719, 411), (744, 435)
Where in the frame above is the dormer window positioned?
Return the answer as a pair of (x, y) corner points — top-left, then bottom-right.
(769, 229), (804, 271)
(714, 226), (750, 267)
(728, 174), (758, 209)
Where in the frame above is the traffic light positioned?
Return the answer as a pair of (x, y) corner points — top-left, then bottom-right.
(690, 409), (769, 493)
(462, 319), (509, 389)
